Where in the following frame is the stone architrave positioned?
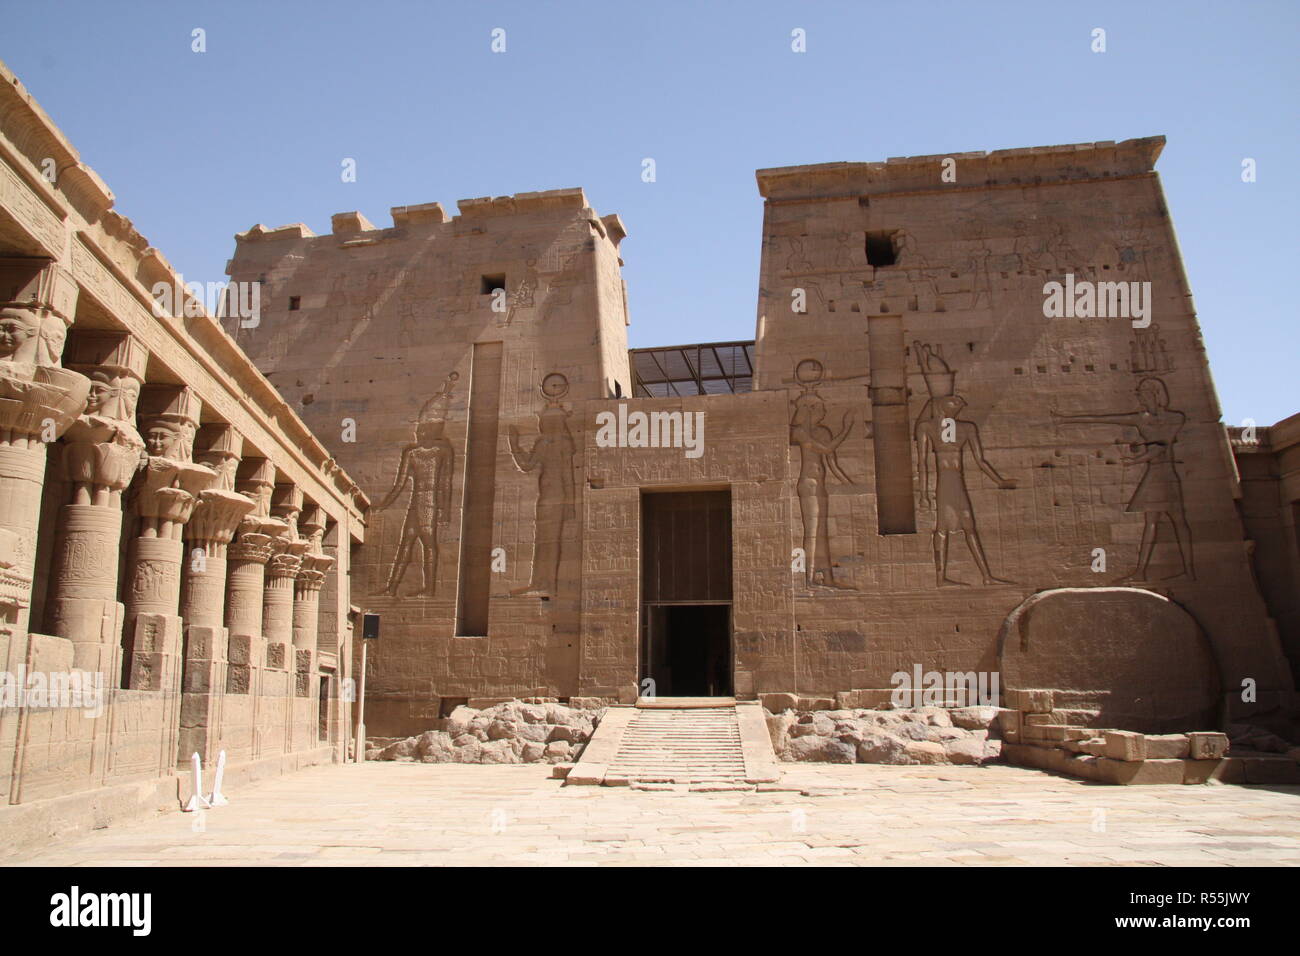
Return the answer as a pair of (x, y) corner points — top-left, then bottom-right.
(49, 333), (148, 676)
(123, 386), (216, 690)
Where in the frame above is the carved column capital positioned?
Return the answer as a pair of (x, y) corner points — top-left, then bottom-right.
(62, 333), (149, 504)
(0, 301), (89, 446)
(293, 552), (335, 597)
(267, 550), (305, 581)
(228, 530), (275, 565)
(186, 489), (256, 551)
(194, 423), (243, 493)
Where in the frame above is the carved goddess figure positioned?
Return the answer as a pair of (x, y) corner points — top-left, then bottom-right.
(0, 307), (41, 372)
(1052, 376), (1193, 582)
(63, 370), (145, 506)
(507, 372), (576, 596)
(789, 359), (855, 589)
(377, 375), (457, 597)
(916, 395), (1016, 587)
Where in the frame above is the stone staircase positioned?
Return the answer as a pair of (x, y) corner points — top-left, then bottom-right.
(564, 699), (780, 788)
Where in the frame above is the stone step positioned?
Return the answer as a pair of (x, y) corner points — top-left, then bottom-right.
(565, 700), (782, 787)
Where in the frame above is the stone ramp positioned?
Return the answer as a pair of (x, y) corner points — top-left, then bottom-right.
(565, 700), (780, 788)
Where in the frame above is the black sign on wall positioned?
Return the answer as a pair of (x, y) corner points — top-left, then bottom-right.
(362, 613), (380, 640)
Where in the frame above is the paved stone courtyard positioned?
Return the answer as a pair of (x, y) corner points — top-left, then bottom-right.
(7, 763), (1300, 866)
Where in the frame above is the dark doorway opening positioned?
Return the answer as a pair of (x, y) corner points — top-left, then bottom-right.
(643, 603), (731, 696)
(640, 490), (733, 697)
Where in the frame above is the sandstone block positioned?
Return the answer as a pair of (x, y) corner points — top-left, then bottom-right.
(902, 740), (947, 765)
(944, 737), (987, 765)
(1187, 732), (1229, 760)
(855, 731), (909, 764)
(761, 692), (799, 712)
(1145, 734), (1190, 759)
(949, 706), (1000, 730)
(1103, 730), (1147, 762)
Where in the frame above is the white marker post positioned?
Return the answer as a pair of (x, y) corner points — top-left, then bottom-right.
(207, 749), (229, 806)
(183, 752), (211, 812)
(356, 639), (368, 764)
(355, 612), (378, 764)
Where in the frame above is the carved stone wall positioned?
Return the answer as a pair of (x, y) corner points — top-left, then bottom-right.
(228, 136), (1294, 734)
(227, 192), (627, 735)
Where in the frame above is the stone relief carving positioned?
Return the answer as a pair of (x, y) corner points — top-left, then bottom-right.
(1130, 324), (1173, 373)
(506, 372), (576, 596)
(132, 389), (216, 538)
(913, 342), (1016, 587)
(377, 372), (457, 597)
(784, 238), (813, 273)
(505, 258), (539, 326)
(788, 358), (856, 590)
(0, 305), (88, 450)
(1051, 376), (1193, 582)
(63, 367), (145, 505)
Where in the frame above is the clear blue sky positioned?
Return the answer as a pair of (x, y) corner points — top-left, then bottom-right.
(4, 1), (1296, 424)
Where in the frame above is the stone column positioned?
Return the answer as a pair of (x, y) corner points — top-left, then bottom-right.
(224, 459), (283, 696)
(293, 506), (331, 694)
(49, 333), (148, 677)
(0, 260), (88, 801)
(177, 425), (254, 763)
(264, 484), (305, 671)
(122, 386), (215, 690)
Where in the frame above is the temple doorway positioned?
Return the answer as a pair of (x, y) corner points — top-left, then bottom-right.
(639, 490), (733, 697)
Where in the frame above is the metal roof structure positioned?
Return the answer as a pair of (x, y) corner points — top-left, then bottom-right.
(630, 341), (755, 397)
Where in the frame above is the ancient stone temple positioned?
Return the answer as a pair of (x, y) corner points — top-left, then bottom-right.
(2, 48), (1297, 828)
(225, 136), (1297, 743)
(0, 60), (365, 845)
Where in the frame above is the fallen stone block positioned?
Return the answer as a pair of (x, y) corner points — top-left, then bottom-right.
(1103, 730), (1147, 762)
(902, 740), (947, 765)
(761, 692), (799, 713)
(949, 706), (1000, 730)
(1188, 732), (1229, 760)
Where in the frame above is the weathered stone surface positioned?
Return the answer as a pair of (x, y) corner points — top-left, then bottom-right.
(903, 741), (948, 765)
(786, 734), (856, 764)
(1103, 730), (1147, 762)
(1000, 589), (1221, 733)
(949, 706), (1000, 730)
(1145, 734), (1191, 759)
(1188, 732), (1229, 760)
(855, 731), (909, 764)
(369, 701), (605, 765)
(770, 707), (1005, 766)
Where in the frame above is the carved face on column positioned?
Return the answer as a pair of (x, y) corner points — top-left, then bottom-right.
(0, 308), (40, 364)
(85, 371), (140, 421)
(37, 317), (66, 367)
(216, 457), (238, 491)
(144, 422), (183, 458)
